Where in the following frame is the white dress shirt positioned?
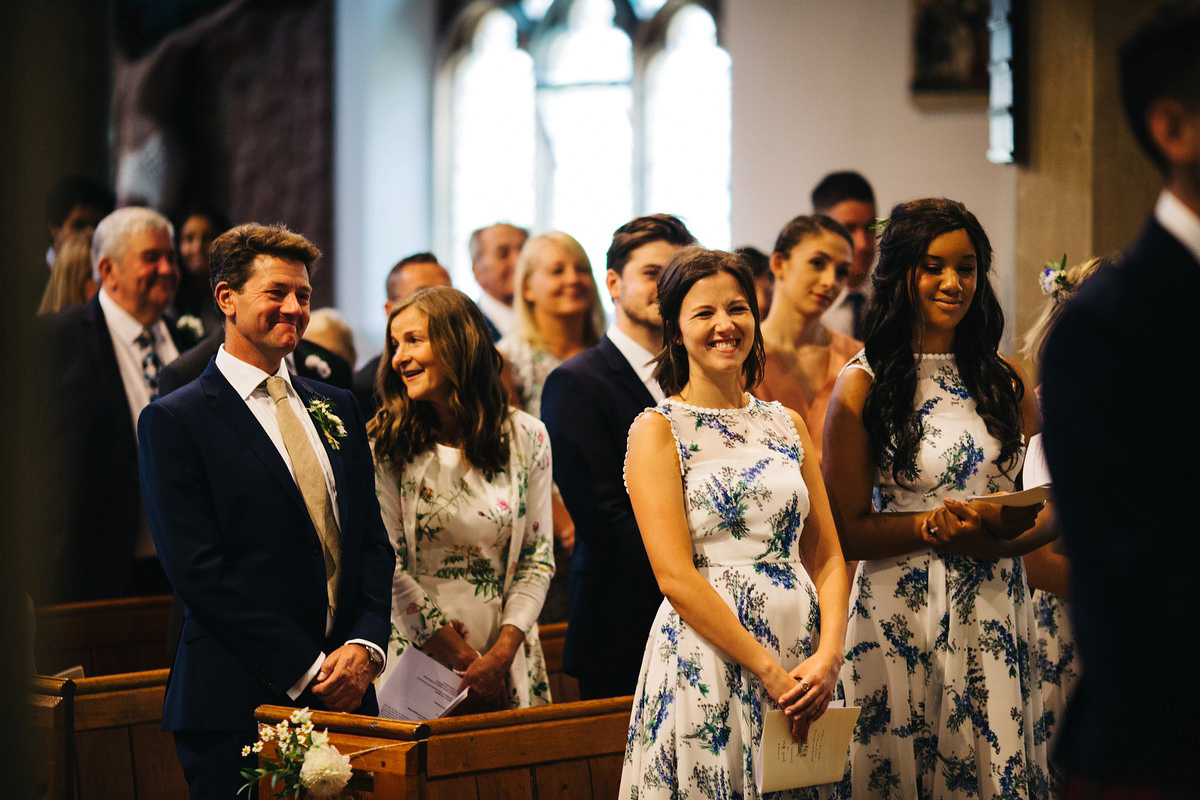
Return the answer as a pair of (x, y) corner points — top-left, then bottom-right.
(477, 293), (516, 338)
(1156, 188), (1200, 267)
(606, 326), (665, 404)
(214, 345), (382, 698)
(99, 289), (179, 558)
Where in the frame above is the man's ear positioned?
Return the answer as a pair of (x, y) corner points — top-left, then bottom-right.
(95, 255), (116, 286)
(605, 269), (621, 303)
(214, 281), (236, 318)
(1147, 98), (1199, 168)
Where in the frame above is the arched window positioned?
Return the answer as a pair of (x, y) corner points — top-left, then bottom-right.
(436, 6), (537, 285)
(438, 0), (728, 302)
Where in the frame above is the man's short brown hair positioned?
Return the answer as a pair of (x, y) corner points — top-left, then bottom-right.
(209, 223), (322, 293)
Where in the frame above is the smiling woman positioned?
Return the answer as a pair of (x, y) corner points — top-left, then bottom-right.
(822, 198), (1055, 798)
(619, 246), (849, 799)
(367, 286), (555, 713)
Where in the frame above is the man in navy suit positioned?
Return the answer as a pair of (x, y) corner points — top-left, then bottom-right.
(38, 206), (194, 602)
(1041, 3), (1200, 795)
(138, 224), (393, 799)
(541, 214), (695, 699)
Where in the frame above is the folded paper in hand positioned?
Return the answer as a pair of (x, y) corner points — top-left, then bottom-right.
(376, 646), (470, 721)
(755, 705), (859, 793)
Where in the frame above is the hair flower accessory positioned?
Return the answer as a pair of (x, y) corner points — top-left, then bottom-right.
(240, 708), (353, 798)
(307, 397), (347, 450)
(1040, 254), (1070, 296)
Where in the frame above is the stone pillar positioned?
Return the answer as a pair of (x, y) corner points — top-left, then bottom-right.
(1013, 0), (1159, 376)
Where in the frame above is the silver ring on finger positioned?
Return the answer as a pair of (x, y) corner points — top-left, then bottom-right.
(928, 525), (940, 536)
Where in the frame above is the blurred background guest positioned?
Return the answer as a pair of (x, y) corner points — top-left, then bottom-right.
(37, 232), (97, 315)
(499, 230), (606, 622)
(735, 244), (774, 317)
(171, 204), (231, 336)
(370, 286), (554, 712)
(754, 215), (859, 464)
(812, 171), (877, 340)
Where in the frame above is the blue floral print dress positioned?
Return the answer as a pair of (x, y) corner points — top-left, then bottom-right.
(373, 410), (555, 708)
(839, 354), (1050, 799)
(619, 395), (838, 800)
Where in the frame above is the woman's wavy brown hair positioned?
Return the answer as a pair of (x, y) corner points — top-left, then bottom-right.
(368, 287), (510, 474)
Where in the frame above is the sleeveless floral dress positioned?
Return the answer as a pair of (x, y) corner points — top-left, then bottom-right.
(619, 395), (839, 800)
(839, 353), (1050, 799)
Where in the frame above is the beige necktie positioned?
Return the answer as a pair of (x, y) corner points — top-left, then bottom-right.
(266, 376), (340, 614)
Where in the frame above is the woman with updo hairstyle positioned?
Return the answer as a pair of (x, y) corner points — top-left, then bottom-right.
(823, 198), (1054, 797)
(369, 286), (555, 711)
(755, 214), (861, 464)
(620, 246), (848, 799)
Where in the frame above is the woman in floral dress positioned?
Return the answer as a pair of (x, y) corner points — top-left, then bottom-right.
(620, 247), (849, 799)
(823, 198), (1055, 798)
(369, 286), (554, 711)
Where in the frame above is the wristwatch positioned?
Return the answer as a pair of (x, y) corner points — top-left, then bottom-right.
(359, 643), (385, 673)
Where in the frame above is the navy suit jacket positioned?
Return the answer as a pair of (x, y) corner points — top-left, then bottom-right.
(540, 335), (662, 693)
(1042, 216), (1200, 789)
(37, 294), (194, 602)
(138, 359), (393, 731)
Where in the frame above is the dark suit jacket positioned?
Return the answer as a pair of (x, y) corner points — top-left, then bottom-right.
(540, 335), (662, 695)
(1042, 216), (1200, 789)
(352, 353), (383, 419)
(138, 359), (393, 731)
(36, 294), (193, 602)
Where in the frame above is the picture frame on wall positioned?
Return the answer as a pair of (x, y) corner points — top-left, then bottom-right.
(910, 0), (991, 108)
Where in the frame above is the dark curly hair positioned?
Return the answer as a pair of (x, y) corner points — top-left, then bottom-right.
(861, 198), (1023, 485)
(652, 246), (766, 397)
(368, 286), (510, 474)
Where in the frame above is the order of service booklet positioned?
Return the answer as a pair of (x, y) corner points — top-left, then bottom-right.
(754, 704), (860, 793)
(376, 646), (470, 722)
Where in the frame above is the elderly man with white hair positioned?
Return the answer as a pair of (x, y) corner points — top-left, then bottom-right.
(37, 206), (197, 602)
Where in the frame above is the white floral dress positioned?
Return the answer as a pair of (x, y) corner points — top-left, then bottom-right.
(497, 336), (562, 418)
(620, 395), (838, 800)
(373, 410), (555, 708)
(840, 354), (1049, 799)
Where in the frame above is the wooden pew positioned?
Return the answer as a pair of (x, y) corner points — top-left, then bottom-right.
(29, 669), (187, 800)
(34, 595), (173, 677)
(255, 695), (632, 800)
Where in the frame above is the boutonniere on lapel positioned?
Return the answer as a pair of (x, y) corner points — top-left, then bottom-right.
(176, 314), (204, 340)
(307, 396), (347, 450)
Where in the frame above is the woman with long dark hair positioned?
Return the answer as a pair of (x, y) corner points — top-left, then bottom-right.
(823, 198), (1054, 798)
(620, 247), (848, 799)
(369, 286), (554, 711)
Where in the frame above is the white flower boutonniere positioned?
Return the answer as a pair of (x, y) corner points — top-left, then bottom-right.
(304, 353), (332, 379)
(176, 314), (204, 339)
(307, 397), (347, 450)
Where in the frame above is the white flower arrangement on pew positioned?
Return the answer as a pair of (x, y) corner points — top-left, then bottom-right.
(240, 707), (353, 799)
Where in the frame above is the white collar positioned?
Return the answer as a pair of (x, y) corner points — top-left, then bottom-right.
(606, 326), (665, 403)
(477, 293), (515, 335)
(1155, 189), (1200, 266)
(216, 345), (295, 401)
(98, 288), (162, 345)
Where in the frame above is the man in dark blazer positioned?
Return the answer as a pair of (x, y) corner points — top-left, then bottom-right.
(37, 206), (194, 602)
(1041, 3), (1200, 795)
(138, 223), (393, 799)
(540, 214), (695, 699)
